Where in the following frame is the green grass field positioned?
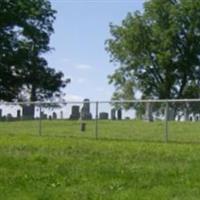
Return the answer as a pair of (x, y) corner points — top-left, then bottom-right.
(1, 120), (200, 142)
(0, 120), (200, 199)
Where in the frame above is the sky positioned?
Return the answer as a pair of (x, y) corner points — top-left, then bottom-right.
(46, 0), (145, 102)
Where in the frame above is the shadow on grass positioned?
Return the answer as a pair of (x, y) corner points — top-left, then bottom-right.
(40, 134), (200, 146)
(2, 132), (200, 146)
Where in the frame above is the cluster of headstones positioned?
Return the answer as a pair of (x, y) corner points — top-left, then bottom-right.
(144, 102), (200, 122)
(99, 108), (122, 120)
(0, 106), (61, 120)
(40, 111), (63, 120)
(0, 105), (36, 120)
(2, 101), (200, 122)
(70, 99), (92, 120)
(22, 105), (64, 120)
(69, 99), (122, 120)
(0, 109), (21, 120)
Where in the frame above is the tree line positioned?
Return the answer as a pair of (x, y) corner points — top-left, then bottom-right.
(0, 0), (70, 102)
(1, 0), (200, 120)
(106, 0), (200, 119)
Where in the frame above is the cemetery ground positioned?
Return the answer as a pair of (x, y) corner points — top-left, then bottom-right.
(0, 120), (200, 199)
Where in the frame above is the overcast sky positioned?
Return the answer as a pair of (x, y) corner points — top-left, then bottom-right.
(46, 0), (145, 101)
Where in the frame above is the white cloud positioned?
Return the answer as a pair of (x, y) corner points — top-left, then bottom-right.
(96, 87), (104, 92)
(64, 94), (83, 102)
(68, 76), (86, 84)
(60, 58), (70, 64)
(77, 78), (86, 84)
(75, 64), (93, 70)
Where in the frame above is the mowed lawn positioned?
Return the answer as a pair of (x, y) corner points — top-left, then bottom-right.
(1, 119), (200, 142)
(0, 120), (200, 199)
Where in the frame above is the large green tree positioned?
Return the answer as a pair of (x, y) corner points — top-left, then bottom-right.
(0, 0), (69, 102)
(106, 0), (200, 102)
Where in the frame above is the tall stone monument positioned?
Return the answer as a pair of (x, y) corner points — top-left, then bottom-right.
(168, 107), (175, 121)
(81, 99), (92, 120)
(70, 105), (80, 120)
(60, 111), (63, 119)
(52, 112), (57, 119)
(111, 108), (116, 120)
(17, 110), (21, 119)
(183, 107), (189, 121)
(117, 109), (122, 120)
(144, 102), (153, 122)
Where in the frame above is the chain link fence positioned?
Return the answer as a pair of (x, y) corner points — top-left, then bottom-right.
(0, 99), (200, 143)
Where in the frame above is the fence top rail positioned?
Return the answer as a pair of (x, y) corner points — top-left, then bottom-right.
(1, 99), (200, 105)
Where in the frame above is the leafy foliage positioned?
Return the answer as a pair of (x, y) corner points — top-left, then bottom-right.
(106, 0), (200, 101)
(0, 0), (69, 101)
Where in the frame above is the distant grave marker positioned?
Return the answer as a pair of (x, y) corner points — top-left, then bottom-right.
(111, 108), (116, 120)
(144, 102), (153, 122)
(17, 110), (21, 119)
(52, 112), (57, 119)
(99, 112), (109, 120)
(81, 99), (92, 120)
(117, 109), (122, 120)
(7, 113), (13, 121)
(60, 111), (63, 119)
(70, 106), (80, 120)
(22, 105), (35, 119)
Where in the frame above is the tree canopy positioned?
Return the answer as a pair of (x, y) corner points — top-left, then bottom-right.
(0, 0), (69, 102)
(106, 0), (200, 101)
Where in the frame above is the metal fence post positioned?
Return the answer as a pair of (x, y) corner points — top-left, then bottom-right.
(95, 101), (99, 139)
(164, 101), (169, 143)
(39, 104), (42, 136)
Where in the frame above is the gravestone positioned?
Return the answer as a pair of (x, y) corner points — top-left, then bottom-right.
(81, 99), (92, 120)
(17, 110), (21, 119)
(117, 109), (122, 120)
(99, 112), (109, 120)
(52, 112), (57, 119)
(70, 105), (80, 120)
(41, 112), (47, 119)
(177, 115), (181, 121)
(111, 108), (116, 120)
(0, 109), (2, 119)
(1, 116), (6, 121)
(40, 111), (44, 118)
(144, 102), (153, 122)
(22, 105), (35, 119)
(183, 107), (189, 121)
(168, 108), (175, 121)
(60, 111), (63, 119)
(7, 113), (13, 121)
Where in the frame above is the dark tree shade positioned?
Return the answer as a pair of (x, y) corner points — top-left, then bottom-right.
(0, 0), (69, 101)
